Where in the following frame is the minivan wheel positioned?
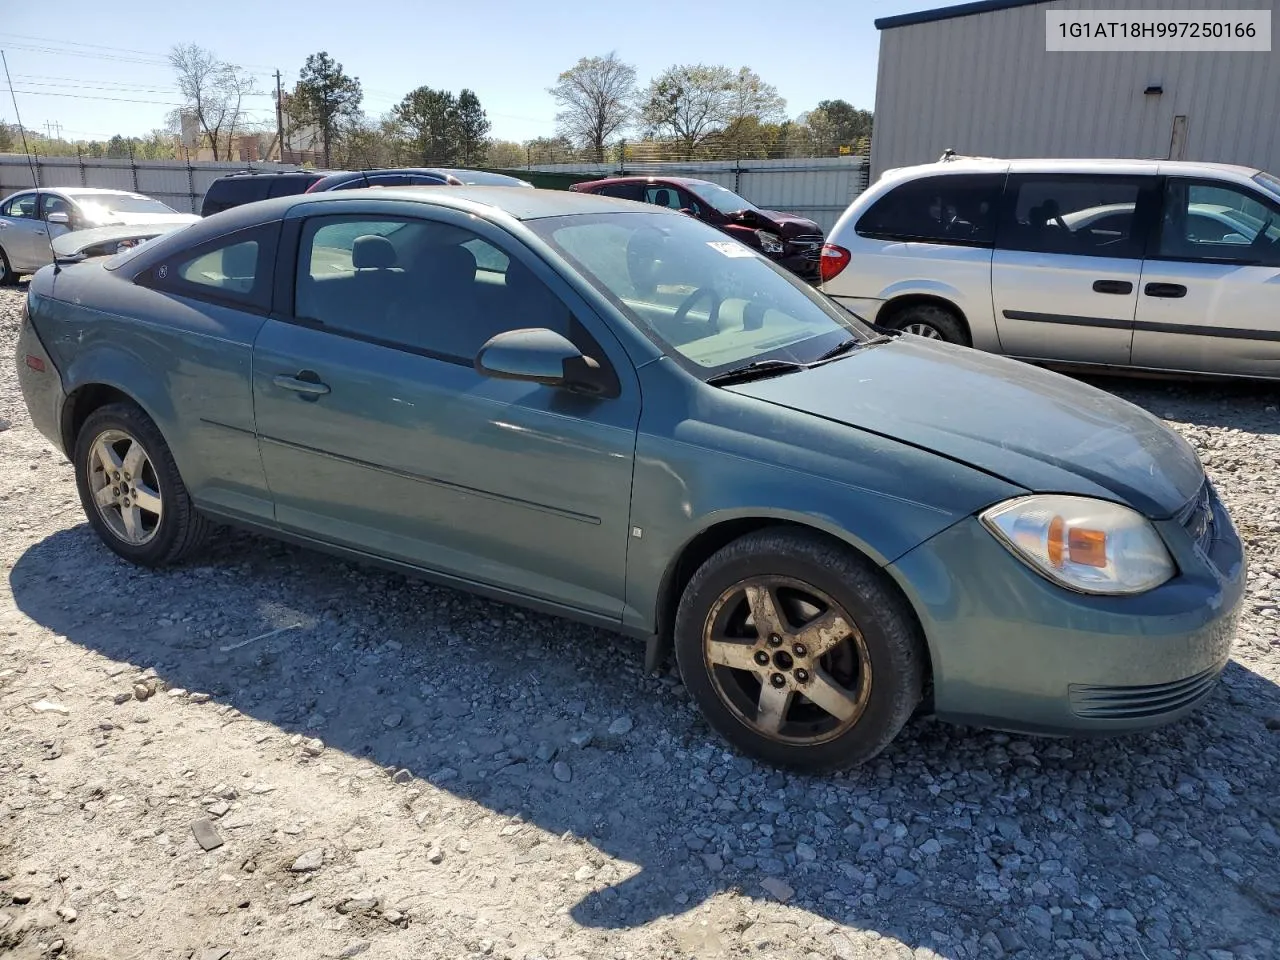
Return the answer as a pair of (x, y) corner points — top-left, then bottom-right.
(674, 528), (926, 771)
(884, 303), (968, 345)
(73, 402), (212, 567)
(0, 246), (17, 285)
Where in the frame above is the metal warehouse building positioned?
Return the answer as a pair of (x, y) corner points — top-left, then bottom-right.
(871, 0), (1280, 179)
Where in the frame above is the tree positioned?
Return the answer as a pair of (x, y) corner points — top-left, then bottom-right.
(487, 139), (526, 169)
(639, 64), (782, 157)
(549, 52), (636, 161)
(342, 116), (405, 169)
(168, 43), (257, 161)
(524, 135), (575, 165)
(292, 52), (363, 167)
(0, 123), (15, 153)
(393, 86), (458, 164)
(801, 99), (873, 153)
(454, 89), (490, 165)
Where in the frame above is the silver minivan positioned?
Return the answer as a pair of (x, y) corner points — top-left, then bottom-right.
(819, 157), (1280, 380)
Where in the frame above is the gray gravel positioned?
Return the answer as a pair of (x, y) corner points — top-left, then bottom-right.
(1, 283), (1278, 960)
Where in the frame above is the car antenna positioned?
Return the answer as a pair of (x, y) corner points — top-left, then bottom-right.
(1, 49), (60, 274)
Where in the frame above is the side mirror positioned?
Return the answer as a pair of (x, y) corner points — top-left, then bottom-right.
(475, 328), (612, 396)
(46, 211), (70, 225)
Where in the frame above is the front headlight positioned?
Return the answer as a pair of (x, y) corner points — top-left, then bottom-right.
(981, 495), (1174, 595)
(754, 230), (785, 254)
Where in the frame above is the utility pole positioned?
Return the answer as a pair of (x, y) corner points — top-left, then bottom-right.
(274, 70), (285, 162)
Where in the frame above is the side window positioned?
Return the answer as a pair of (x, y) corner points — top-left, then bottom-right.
(598, 183), (643, 201)
(999, 175), (1150, 258)
(2, 194), (38, 219)
(267, 177), (310, 199)
(294, 216), (572, 362)
(1158, 179), (1280, 265)
(138, 223), (277, 311)
(643, 185), (684, 210)
(856, 174), (1002, 245)
(41, 194), (71, 220)
(678, 190), (705, 217)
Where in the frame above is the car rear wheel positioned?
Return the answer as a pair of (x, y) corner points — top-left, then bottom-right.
(73, 402), (212, 566)
(674, 528), (926, 771)
(0, 246), (17, 285)
(883, 303), (968, 345)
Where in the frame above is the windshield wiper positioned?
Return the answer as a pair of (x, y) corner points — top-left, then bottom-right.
(811, 335), (892, 365)
(706, 359), (807, 386)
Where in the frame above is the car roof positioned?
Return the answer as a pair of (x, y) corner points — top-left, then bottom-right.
(582, 175), (719, 188)
(125, 186), (674, 264)
(21, 186), (150, 197)
(882, 156), (1263, 181)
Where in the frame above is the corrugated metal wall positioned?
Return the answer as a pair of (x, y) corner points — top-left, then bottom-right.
(529, 157), (871, 232)
(872, 0), (1280, 179)
(0, 157), (290, 213)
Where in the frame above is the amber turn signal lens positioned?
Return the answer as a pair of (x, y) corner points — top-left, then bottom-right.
(1068, 528), (1108, 568)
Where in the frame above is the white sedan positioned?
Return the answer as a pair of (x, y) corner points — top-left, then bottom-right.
(0, 187), (199, 282)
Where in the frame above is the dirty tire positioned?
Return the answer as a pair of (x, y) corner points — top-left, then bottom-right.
(0, 246), (16, 286)
(884, 302), (969, 345)
(674, 527), (926, 771)
(73, 401), (211, 566)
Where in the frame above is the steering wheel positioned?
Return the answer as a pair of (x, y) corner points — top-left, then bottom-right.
(673, 286), (722, 333)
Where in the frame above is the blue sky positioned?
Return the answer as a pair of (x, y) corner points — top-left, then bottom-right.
(2, 0), (946, 144)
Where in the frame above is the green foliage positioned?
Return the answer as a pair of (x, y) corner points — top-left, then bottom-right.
(292, 51), (363, 167)
(454, 90), (490, 165)
(390, 86), (489, 166)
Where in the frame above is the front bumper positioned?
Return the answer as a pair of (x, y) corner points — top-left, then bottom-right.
(888, 486), (1245, 736)
(771, 251), (821, 280)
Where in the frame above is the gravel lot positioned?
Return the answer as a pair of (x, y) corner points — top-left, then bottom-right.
(1, 283), (1279, 960)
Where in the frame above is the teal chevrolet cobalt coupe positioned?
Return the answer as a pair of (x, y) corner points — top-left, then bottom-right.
(15, 187), (1244, 770)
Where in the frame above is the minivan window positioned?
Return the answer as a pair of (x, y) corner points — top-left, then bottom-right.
(1158, 179), (1280, 265)
(1255, 171), (1280, 202)
(999, 175), (1150, 259)
(856, 174), (1002, 245)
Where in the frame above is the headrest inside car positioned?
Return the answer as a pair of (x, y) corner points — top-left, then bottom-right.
(352, 234), (397, 270)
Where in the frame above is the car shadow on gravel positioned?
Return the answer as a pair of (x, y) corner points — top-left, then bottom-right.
(11, 524), (1280, 959)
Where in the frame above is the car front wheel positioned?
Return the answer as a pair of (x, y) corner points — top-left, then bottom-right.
(674, 528), (926, 771)
(73, 401), (211, 566)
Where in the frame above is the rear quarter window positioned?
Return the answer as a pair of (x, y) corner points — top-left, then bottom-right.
(856, 173), (1004, 245)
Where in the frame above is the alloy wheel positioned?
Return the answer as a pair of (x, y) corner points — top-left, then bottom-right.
(86, 429), (163, 545)
(902, 322), (944, 339)
(702, 576), (872, 744)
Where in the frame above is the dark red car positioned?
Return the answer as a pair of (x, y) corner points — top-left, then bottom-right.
(569, 176), (824, 279)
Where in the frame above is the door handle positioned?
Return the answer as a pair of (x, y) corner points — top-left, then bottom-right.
(1092, 279), (1133, 295)
(1144, 282), (1187, 299)
(273, 372), (330, 397)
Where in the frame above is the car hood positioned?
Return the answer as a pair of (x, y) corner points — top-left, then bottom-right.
(724, 337), (1203, 518)
(52, 223), (190, 260)
(756, 210), (823, 239)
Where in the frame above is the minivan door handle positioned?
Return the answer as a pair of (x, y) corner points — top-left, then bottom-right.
(1092, 279), (1133, 295)
(1144, 282), (1187, 299)
(273, 371), (331, 397)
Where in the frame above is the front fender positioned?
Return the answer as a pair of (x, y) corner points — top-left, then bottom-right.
(621, 408), (1023, 634)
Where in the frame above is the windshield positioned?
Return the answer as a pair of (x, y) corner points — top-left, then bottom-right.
(691, 181), (759, 216)
(70, 192), (178, 219)
(528, 211), (871, 376)
(1255, 172), (1280, 203)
